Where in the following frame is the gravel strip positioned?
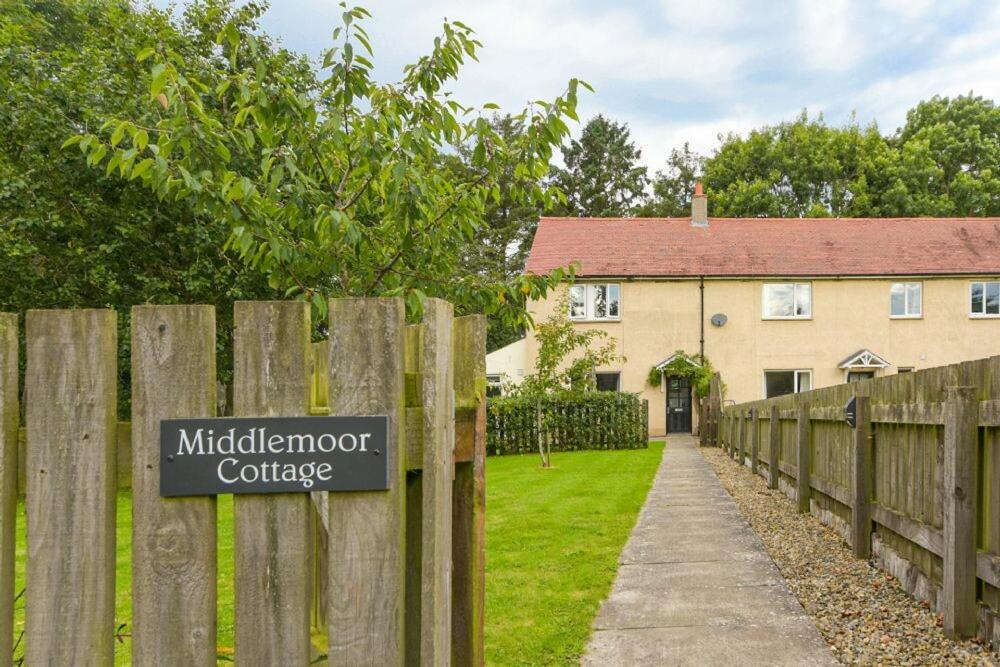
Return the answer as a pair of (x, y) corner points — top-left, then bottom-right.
(701, 447), (998, 666)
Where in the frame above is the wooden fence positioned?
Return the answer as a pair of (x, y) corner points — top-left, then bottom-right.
(0, 298), (487, 665)
(716, 357), (1000, 650)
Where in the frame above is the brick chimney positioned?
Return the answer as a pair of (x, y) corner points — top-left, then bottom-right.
(691, 181), (708, 227)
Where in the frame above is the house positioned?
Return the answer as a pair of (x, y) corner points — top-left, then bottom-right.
(485, 337), (527, 396)
(518, 186), (1000, 437)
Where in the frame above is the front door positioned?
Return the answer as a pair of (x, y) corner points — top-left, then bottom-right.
(666, 375), (692, 433)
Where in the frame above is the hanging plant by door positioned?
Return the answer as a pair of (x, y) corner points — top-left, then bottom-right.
(647, 350), (719, 397)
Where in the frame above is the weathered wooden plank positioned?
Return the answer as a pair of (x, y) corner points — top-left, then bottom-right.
(870, 504), (944, 557)
(310, 340), (331, 415)
(979, 399), (1000, 427)
(233, 301), (313, 664)
(451, 315), (486, 667)
(809, 406), (846, 422)
(737, 411), (746, 463)
(796, 401), (811, 513)
(768, 406), (780, 489)
(750, 410), (760, 474)
(131, 305), (216, 666)
(0, 315), (17, 663)
(420, 298), (455, 665)
(871, 401), (945, 425)
(851, 396), (873, 559)
(942, 386), (979, 638)
(976, 550), (1000, 589)
(327, 298), (407, 665)
(778, 461), (798, 478)
(26, 309), (117, 665)
(810, 475), (851, 506)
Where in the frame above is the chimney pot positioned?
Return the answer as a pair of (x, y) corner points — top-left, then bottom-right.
(691, 181), (708, 227)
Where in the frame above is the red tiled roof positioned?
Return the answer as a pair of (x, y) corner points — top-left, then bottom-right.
(524, 217), (1000, 277)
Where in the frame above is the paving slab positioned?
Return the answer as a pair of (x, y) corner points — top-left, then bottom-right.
(583, 435), (836, 666)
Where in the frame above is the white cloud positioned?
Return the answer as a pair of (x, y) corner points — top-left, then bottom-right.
(794, 0), (865, 72)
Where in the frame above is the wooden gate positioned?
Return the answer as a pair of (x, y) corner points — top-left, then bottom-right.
(0, 297), (486, 665)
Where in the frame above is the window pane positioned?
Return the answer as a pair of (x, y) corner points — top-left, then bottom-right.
(595, 372), (619, 391)
(890, 283), (905, 316)
(765, 371), (795, 398)
(796, 371), (811, 392)
(569, 285), (586, 319)
(972, 282), (984, 313)
(906, 283), (921, 315)
(764, 284), (794, 317)
(607, 284), (620, 318)
(591, 285), (607, 319)
(987, 282), (1000, 315)
(794, 284), (811, 316)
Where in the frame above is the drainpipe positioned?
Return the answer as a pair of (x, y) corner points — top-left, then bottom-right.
(699, 276), (705, 360)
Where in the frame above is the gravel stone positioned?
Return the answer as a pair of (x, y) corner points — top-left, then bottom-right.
(701, 447), (999, 666)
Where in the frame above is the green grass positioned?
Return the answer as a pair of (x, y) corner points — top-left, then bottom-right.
(485, 442), (664, 666)
(9, 443), (663, 665)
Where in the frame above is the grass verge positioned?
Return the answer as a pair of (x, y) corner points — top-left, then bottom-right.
(485, 442), (664, 665)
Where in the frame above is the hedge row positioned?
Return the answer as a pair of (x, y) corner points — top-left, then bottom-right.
(486, 392), (649, 455)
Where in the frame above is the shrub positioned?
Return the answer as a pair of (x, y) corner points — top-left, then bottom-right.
(487, 392), (648, 456)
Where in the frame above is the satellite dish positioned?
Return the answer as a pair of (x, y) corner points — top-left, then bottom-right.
(710, 313), (727, 327)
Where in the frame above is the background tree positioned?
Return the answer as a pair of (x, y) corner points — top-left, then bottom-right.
(451, 115), (546, 351)
(548, 114), (648, 217)
(75, 2), (582, 335)
(638, 143), (704, 216)
(0, 0), (294, 412)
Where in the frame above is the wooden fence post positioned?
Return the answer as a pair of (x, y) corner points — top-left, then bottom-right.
(709, 373), (722, 447)
(233, 302), (313, 664)
(850, 395), (872, 559)
(768, 405), (780, 490)
(327, 298), (407, 665)
(750, 409), (759, 474)
(942, 386), (979, 638)
(452, 315), (486, 666)
(737, 411), (746, 463)
(0, 315), (16, 663)
(421, 299), (455, 665)
(26, 309), (117, 665)
(131, 305), (217, 666)
(796, 401), (811, 513)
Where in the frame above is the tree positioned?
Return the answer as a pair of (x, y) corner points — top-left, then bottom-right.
(451, 115), (546, 351)
(75, 2), (583, 333)
(548, 114), (648, 217)
(700, 112), (894, 218)
(887, 94), (1000, 216)
(637, 143), (704, 217)
(0, 0), (288, 412)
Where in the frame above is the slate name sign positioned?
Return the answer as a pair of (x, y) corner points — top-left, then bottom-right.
(160, 416), (389, 497)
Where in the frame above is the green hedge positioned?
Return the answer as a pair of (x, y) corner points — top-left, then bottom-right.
(487, 392), (649, 455)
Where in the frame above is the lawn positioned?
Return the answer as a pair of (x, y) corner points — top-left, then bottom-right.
(10, 442), (663, 665)
(485, 442), (664, 665)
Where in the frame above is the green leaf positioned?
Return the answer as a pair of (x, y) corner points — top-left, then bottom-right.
(136, 46), (155, 62)
(130, 158), (154, 180)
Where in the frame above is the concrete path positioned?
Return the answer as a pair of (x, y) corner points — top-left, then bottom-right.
(583, 435), (836, 666)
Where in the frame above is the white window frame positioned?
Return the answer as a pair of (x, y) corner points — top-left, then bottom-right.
(762, 369), (812, 398)
(969, 281), (1000, 318)
(568, 283), (621, 322)
(889, 281), (922, 319)
(762, 283), (812, 320)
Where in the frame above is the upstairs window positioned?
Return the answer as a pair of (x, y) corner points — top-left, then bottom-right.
(890, 282), (922, 317)
(763, 283), (811, 319)
(568, 284), (621, 321)
(970, 281), (1000, 317)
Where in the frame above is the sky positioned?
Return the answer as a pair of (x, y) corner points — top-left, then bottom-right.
(155, 0), (1000, 171)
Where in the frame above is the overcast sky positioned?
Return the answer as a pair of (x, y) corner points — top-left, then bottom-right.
(156, 0), (1000, 170)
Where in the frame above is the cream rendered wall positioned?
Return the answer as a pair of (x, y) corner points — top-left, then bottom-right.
(526, 276), (1000, 437)
(485, 337), (527, 387)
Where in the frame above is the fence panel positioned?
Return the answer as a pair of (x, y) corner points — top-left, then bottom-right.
(26, 309), (117, 665)
(327, 298), (407, 665)
(0, 315), (15, 663)
(717, 354), (1000, 647)
(131, 305), (217, 666)
(233, 301), (313, 663)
